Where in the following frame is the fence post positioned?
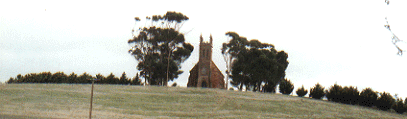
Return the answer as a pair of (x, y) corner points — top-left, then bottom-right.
(89, 79), (94, 119)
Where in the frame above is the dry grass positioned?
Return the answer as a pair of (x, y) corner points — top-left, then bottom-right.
(0, 84), (405, 118)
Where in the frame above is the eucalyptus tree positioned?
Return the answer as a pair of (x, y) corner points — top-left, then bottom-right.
(224, 32), (249, 90)
(224, 32), (288, 92)
(222, 32), (247, 89)
(128, 11), (193, 86)
(131, 73), (142, 85)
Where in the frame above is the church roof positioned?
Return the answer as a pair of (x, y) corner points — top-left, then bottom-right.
(189, 60), (224, 78)
(210, 60), (224, 77)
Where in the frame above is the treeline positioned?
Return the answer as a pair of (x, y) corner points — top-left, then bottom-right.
(6, 71), (142, 85)
(293, 82), (407, 114)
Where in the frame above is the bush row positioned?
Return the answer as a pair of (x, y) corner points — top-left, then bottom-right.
(295, 83), (407, 114)
(6, 71), (142, 85)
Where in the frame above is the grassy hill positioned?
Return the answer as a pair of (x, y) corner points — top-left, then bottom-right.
(0, 84), (405, 118)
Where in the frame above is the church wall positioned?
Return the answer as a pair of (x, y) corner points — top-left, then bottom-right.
(187, 65), (198, 87)
(210, 63), (225, 89)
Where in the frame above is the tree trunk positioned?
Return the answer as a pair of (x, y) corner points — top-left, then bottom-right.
(166, 49), (170, 86)
(239, 83), (243, 91)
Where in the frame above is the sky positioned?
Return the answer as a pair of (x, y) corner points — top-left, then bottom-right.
(1, 0), (407, 97)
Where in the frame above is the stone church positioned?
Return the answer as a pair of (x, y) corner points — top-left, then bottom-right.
(187, 34), (225, 89)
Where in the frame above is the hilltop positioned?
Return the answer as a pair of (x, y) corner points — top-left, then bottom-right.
(0, 84), (405, 118)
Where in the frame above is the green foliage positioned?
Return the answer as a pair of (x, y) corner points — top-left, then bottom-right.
(224, 32), (288, 92)
(130, 73), (141, 85)
(6, 72), (139, 85)
(228, 87), (234, 91)
(77, 72), (92, 84)
(171, 82), (177, 87)
(296, 85), (308, 97)
(95, 73), (106, 84)
(359, 87), (378, 107)
(52, 72), (67, 83)
(279, 79), (294, 95)
(325, 83), (343, 102)
(392, 98), (407, 114)
(106, 73), (119, 84)
(376, 92), (395, 111)
(262, 82), (277, 93)
(309, 83), (325, 99)
(341, 86), (359, 105)
(6, 77), (14, 84)
(128, 11), (193, 86)
(119, 72), (130, 85)
(67, 73), (77, 84)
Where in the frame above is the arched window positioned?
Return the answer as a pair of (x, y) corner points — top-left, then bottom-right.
(203, 50), (206, 58)
(207, 49), (210, 58)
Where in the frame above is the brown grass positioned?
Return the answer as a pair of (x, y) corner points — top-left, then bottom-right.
(0, 84), (405, 118)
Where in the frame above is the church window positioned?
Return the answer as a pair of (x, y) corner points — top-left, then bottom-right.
(203, 50), (206, 58)
(207, 49), (209, 58)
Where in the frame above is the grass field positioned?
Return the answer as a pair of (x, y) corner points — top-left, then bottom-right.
(0, 84), (405, 118)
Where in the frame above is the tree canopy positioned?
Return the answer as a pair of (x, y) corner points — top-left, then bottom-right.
(128, 11), (193, 86)
(223, 32), (289, 92)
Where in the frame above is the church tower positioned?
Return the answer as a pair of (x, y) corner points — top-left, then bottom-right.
(187, 34), (224, 89)
(197, 34), (213, 87)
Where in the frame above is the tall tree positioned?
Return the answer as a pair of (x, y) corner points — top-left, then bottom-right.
(131, 73), (142, 85)
(224, 32), (288, 92)
(224, 32), (249, 90)
(128, 11), (194, 86)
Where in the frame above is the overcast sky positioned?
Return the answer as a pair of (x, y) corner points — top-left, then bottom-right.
(1, 0), (407, 97)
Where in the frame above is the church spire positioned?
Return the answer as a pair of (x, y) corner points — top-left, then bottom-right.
(200, 33), (203, 43)
(209, 34), (213, 45)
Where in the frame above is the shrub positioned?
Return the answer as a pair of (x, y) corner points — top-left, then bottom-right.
(309, 83), (325, 99)
(393, 98), (407, 114)
(376, 92), (395, 111)
(296, 85), (308, 97)
(342, 86), (359, 105)
(131, 76), (141, 85)
(325, 83), (343, 102)
(172, 82), (177, 87)
(263, 82), (277, 93)
(279, 79), (294, 95)
(229, 87), (234, 91)
(359, 87), (378, 107)
(6, 77), (14, 84)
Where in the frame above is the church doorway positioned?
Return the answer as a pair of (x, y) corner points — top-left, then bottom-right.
(202, 81), (207, 88)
